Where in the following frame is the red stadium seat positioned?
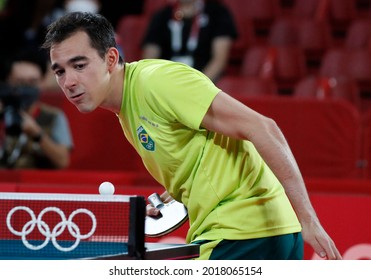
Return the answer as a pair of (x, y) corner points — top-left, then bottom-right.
(116, 15), (149, 62)
(293, 76), (361, 109)
(328, 0), (357, 30)
(293, 0), (357, 39)
(216, 76), (278, 100)
(227, 16), (256, 74)
(292, 0), (329, 20)
(319, 47), (350, 78)
(347, 49), (371, 96)
(241, 45), (307, 94)
(292, 0), (357, 21)
(320, 48), (371, 109)
(223, 0), (282, 41)
(296, 19), (333, 72)
(344, 18), (371, 49)
(242, 97), (362, 178)
(268, 17), (299, 46)
(268, 17), (333, 72)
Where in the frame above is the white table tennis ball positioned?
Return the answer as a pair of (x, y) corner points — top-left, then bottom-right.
(99, 181), (115, 195)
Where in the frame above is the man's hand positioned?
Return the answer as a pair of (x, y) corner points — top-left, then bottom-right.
(146, 203), (160, 217)
(146, 191), (172, 217)
(301, 218), (342, 260)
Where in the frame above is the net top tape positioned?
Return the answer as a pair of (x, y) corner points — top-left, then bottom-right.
(0, 192), (134, 202)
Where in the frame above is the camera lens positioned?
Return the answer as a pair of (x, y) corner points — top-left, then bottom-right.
(3, 105), (22, 136)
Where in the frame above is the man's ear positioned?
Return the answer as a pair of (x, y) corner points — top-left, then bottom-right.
(106, 47), (120, 71)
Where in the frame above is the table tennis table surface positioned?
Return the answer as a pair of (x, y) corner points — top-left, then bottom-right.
(95, 242), (200, 260)
(0, 240), (199, 260)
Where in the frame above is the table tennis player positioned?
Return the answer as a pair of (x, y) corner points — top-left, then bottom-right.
(41, 12), (341, 260)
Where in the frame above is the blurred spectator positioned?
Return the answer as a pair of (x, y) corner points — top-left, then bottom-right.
(0, 0), (65, 53)
(23, 0), (65, 51)
(0, 0), (105, 90)
(0, 0), (64, 91)
(142, 0), (238, 82)
(0, 49), (73, 169)
(18, 0), (101, 51)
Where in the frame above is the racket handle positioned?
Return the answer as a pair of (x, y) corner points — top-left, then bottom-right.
(148, 193), (164, 209)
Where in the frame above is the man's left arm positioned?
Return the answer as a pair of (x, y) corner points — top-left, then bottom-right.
(201, 91), (342, 260)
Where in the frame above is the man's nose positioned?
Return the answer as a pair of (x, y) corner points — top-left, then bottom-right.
(64, 71), (78, 89)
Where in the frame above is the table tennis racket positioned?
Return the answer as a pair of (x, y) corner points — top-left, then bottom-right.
(145, 193), (188, 237)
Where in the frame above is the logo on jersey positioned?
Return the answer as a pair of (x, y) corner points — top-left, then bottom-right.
(137, 125), (155, 151)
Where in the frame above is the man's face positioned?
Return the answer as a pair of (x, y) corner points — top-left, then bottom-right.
(7, 62), (42, 88)
(50, 31), (110, 113)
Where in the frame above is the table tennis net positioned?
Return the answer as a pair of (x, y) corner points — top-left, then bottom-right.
(0, 192), (145, 259)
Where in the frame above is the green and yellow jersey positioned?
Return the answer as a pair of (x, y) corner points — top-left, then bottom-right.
(118, 59), (301, 258)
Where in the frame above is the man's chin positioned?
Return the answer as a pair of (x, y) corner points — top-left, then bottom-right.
(75, 104), (96, 114)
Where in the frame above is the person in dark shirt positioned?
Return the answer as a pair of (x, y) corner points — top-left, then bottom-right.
(0, 50), (73, 169)
(142, 0), (237, 82)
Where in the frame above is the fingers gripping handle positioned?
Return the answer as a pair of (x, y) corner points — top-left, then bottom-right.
(148, 193), (164, 209)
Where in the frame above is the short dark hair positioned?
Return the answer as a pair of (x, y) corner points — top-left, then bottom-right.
(42, 12), (123, 63)
(0, 49), (48, 81)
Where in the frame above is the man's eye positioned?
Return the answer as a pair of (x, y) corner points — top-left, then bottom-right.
(55, 70), (64, 76)
(75, 64), (86, 70)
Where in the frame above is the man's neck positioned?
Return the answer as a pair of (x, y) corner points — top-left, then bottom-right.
(102, 64), (125, 115)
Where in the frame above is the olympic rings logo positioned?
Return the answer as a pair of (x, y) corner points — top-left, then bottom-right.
(6, 206), (97, 252)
